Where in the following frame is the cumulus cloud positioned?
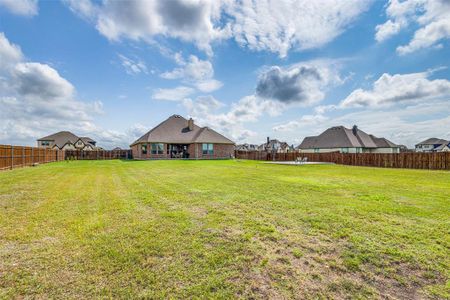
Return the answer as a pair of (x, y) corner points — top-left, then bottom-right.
(118, 54), (148, 75)
(0, 32), (113, 147)
(256, 63), (341, 105)
(0, 0), (38, 16)
(65, 0), (229, 55)
(161, 54), (223, 92)
(0, 32), (23, 71)
(273, 114), (328, 132)
(183, 94), (282, 142)
(226, 0), (372, 57)
(340, 71), (450, 107)
(66, 0), (371, 57)
(152, 86), (195, 101)
(375, 0), (450, 54)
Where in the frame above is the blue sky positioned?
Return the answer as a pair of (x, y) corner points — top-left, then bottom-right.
(0, 0), (449, 149)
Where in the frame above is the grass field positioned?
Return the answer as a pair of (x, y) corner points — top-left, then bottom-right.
(0, 160), (449, 299)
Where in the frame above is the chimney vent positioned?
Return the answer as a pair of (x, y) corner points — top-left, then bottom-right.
(352, 125), (358, 136)
(188, 118), (194, 131)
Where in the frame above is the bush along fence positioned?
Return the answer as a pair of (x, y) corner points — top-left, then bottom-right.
(234, 150), (450, 170)
(0, 144), (64, 170)
(64, 150), (132, 160)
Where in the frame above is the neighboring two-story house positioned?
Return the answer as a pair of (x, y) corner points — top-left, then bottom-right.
(37, 131), (97, 150)
(258, 138), (293, 153)
(415, 138), (450, 152)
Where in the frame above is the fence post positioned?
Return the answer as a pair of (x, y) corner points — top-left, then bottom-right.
(10, 145), (13, 170)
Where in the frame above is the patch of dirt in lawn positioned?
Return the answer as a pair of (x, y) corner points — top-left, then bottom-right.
(0, 236), (86, 297)
(223, 229), (444, 299)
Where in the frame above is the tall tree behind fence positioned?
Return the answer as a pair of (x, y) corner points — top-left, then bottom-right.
(234, 150), (450, 170)
(64, 150), (132, 160)
(0, 145), (64, 170)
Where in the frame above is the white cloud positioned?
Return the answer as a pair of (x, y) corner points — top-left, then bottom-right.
(0, 32), (110, 147)
(183, 94), (281, 142)
(0, 0), (38, 16)
(226, 0), (372, 57)
(256, 61), (342, 105)
(194, 79), (223, 93)
(65, 0), (230, 56)
(0, 32), (23, 71)
(64, 0), (97, 20)
(13, 63), (75, 100)
(340, 71), (450, 107)
(66, 0), (371, 57)
(273, 114), (328, 132)
(161, 54), (223, 92)
(152, 86), (195, 101)
(375, 0), (450, 54)
(118, 54), (148, 75)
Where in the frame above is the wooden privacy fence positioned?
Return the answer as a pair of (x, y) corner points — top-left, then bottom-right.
(0, 144), (64, 170)
(65, 150), (132, 160)
(234, 150), (450, 170)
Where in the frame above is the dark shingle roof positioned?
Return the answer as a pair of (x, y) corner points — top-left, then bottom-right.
(79, 137), (95, 144)
(38, 131), (96, 149)
(298, 126), (398, 149)
(38, 131), (80, 149)
(131, 115), (234, 146)
(416, 138), (449, 146)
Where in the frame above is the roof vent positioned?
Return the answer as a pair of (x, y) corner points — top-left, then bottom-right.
(352, 125), (358, 136)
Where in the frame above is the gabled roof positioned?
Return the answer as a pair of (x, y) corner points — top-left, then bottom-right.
(131, 115), (234, 146)
(79, 137), (95, 144)
(298, 126), (398, 149)
(38, 131), (80, 149)
(369, 135), (399, 148)
(38, 131), (97, 149)
(434, 143), (450, 151)
(416, 138), (449, 146)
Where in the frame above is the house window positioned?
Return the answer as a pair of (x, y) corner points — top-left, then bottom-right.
(314, 148), (320, 153)
(41, 141), (50, 146)
(202, 143), (214, 155)
(141, 144), (147, 155)
(151, 143), (164, 154)
(356, 147), (362, 153)
(341, 147), (349, 153)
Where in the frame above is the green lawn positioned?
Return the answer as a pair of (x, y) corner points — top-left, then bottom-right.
(0, 160), (449, 299)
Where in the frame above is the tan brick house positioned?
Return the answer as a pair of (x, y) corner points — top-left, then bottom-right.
(130, 115), (235, 159)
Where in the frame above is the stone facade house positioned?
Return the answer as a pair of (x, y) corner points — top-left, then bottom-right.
(297, 125), (400, 154)
(37, 131), (97, 150)
(130, 115), (235, 159)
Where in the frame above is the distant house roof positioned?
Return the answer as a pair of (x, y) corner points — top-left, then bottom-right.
(79, 137), (96, 144)
(298, 126), (398, 149)
(112, 147), (122, 150)
(415, 138), (449, 146)
(131, 115), (234, 146)
(38, 131), (80, 149)
(434, 143), (450, 151)
(38, 131), (96, 149)
(258, 139), (291, 151)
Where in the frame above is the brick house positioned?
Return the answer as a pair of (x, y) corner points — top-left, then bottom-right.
(130, 115), (235, 159)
